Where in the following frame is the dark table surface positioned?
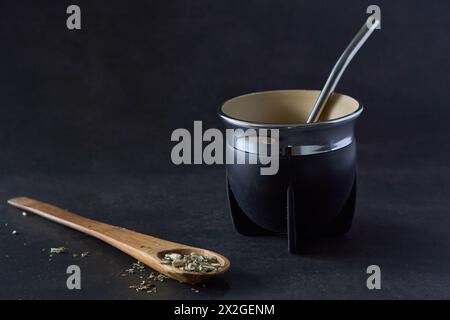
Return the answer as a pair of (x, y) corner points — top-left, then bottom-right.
(1, 0), (450, 299)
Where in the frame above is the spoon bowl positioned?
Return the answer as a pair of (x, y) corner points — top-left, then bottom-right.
(155, 248), (230, 283)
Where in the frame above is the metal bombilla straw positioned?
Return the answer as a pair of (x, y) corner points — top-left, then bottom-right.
(306, 19), (380, 123)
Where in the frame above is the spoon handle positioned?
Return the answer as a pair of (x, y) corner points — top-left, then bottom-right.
(306, 20), (379, 123)
(7, 197), (178, 256)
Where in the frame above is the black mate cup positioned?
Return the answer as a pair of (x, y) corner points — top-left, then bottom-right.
(218, 90), (363, 253)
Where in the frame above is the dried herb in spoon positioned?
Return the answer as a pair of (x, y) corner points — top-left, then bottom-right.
(160, 252), (221, 273)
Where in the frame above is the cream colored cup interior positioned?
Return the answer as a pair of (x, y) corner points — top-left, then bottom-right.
(221, 90), (359, 124)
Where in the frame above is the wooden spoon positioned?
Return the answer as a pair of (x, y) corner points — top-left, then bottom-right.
(8, 197), (230, 284)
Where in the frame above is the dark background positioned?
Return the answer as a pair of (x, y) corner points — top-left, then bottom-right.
(1, 0), (449, 299)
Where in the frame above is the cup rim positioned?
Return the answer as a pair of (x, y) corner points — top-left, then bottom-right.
(218, 89), (363, 129)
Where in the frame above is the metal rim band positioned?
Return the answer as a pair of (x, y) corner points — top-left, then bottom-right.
(231, 136), (353, 156)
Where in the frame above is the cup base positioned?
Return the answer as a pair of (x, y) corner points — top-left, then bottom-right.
(227, 178), (356, 254)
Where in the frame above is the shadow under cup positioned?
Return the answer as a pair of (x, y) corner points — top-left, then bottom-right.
(218, 90), (363, 254)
